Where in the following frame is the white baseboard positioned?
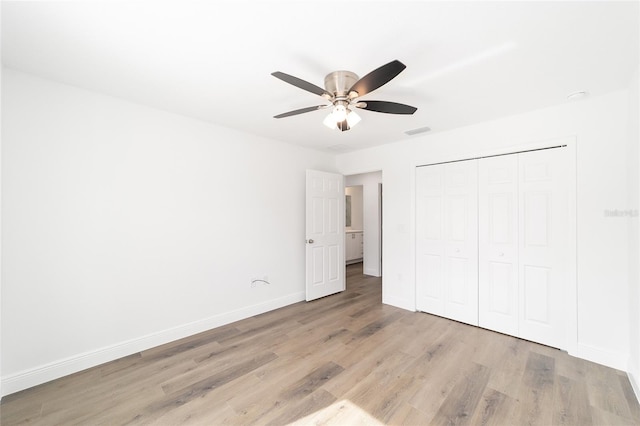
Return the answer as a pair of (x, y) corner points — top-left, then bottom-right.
(629, 371), (640, 404)
(363, 267), (381, 277)
(628, 355), (640, 404)
(576, 343), (628, 371)
(1, 291), (304, 397)
(382, 295), (415, 312)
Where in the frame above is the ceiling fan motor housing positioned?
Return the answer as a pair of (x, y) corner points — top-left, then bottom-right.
(324, 71), (359, 97)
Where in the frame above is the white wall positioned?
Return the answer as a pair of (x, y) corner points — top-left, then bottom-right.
(0, 10), (3, 398)
(628, 64), (640, 398)
(345, 185), (363, 231)
(0, 69), (337, 395)
(346, 172), (382, 277)
(337, 90), (632, 371)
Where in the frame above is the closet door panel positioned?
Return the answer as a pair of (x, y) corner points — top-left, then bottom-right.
(416, 160), (478, 325)
(479, 155), (519, 336)
(443, 161), (478, 326)
(416, 165), (446, 315)
(518, 149), (569, 349)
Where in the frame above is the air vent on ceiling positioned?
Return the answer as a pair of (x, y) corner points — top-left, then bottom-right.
(405, 126), (431, 136)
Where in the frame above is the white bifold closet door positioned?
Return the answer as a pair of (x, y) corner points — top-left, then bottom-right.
(478, 148), (569, 349)
(478, 155), (519, 336)
(516, 148), (569, 349)
(416, 160), (478, 326)
(418, 147), (570, 349)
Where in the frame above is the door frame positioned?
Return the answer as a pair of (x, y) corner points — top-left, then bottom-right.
(343, 171), (384, 278)
(412, 136), (577, 356)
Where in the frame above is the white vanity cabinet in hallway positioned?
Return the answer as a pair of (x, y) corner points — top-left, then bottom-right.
(346, 231), (364, 264)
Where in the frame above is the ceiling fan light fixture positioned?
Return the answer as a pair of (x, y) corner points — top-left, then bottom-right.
(332, 104), (348, 122)
(323, 113), (338, 130)
(346, 109), (361, 127)
(324, 106), (361, 131)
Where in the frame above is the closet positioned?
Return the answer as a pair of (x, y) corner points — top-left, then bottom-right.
(416, 147), (570, 349)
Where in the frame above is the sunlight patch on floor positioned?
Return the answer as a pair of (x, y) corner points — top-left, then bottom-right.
(288, 399), (384, 425)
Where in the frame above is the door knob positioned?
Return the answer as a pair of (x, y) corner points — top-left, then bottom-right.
(307, 239), (314, 244)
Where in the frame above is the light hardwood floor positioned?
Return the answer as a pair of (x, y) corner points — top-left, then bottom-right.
(2, 264), (639, 425)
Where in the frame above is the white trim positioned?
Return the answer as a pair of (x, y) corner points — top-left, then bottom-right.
(577, 343), (628, 371)
(383, 295), (415, 311)
(629, 371), (640, 404)
(1, 291), (304, 397)
(0, 39), (4, 400)
(410, 155), (417, 311)
(564, 138), (578, 356)
(363, 267), (380, 277)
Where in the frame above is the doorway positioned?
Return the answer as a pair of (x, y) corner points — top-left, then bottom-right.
(345, 185), (364, 266)
(344, 171), (383, 283)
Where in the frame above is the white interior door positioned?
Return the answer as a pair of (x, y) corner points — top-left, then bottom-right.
(479, 155), (519, 335)
(306, 170), (345, 301)
(518, 148), (569, 348)
(416, 161), (478, 326)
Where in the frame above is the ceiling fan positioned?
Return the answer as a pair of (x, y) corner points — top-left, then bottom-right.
(271, 60), (417, 132)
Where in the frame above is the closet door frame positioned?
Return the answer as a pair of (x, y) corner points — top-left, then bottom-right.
(412, 136), (577, 355)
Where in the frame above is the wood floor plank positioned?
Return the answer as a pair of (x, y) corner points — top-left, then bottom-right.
(484, 337), (529, 399)
(524, 351), (555, 388)
(221, 376), (287, 423)
(161, 343), (262, 395)
(512, 351), (557, 426)
(263, 389), (337, 426)
(618, 373), (640, 421)
(337, 350), (420, 424)
(385, 401), (428, 425)
(406, 328), (476, 416)
(279, 361), (345, 400)
(150, 373), (263, 426)
(551, 375), (593, 426)
(585, 358), (634, 420)
(590, 405), (638, 426)
(138, 325), (242, 364)
(0, 398), (42, 425)
(430, 362), (491, 425)
(1, 263), (638, 426)
(395, 313), (448, 358)
(468, 387), (515, 426)
(225, 360), (343, 423)
(289, 398), (386, 425)
(123, 351), (278, 424)
(44, 385), (166, 426)
(39, 357), (199, 419)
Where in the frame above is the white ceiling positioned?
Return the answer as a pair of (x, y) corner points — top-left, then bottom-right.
(2, 1), (639, 152)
